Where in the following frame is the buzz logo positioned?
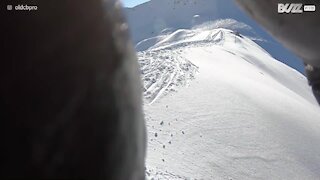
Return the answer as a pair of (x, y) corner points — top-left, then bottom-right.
(278, 3), (316, 13)
(278, 3), (303, 13)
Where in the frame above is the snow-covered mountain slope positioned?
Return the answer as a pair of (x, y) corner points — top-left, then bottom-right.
(124, 0), (253, 44)
(138, 28), (320, 179)
(124, 0), (305, 73)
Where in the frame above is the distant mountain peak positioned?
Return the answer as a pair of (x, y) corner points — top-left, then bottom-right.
(123, 0), (305, 73)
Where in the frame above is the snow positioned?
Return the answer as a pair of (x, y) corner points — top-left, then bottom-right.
(138, 50), (198, 104)
(124, 0), (305, 74)
(137, 27), (320, 179)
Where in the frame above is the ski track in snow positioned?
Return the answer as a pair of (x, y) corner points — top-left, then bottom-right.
(138, 50), (199, 105)
(138, 29), (227, 105)
(136, 28), (320, 179)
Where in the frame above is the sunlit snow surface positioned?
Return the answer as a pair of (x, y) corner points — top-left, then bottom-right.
(138, 28), (320, 179)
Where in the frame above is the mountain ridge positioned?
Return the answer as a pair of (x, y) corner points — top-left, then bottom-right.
(124, 0), (305, 73)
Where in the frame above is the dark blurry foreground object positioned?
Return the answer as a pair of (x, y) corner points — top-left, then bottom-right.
(1, 0), (146, 179)
(236, 0), (320, 104)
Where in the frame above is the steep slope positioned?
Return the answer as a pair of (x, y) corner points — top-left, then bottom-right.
(139, 28), (320, 179)
(124, 0), (305, 73)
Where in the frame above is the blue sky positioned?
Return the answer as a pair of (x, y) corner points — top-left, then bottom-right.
(121, 0), (150, 7)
